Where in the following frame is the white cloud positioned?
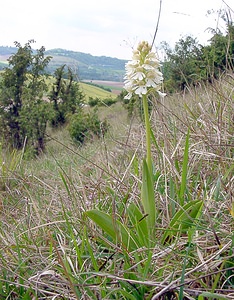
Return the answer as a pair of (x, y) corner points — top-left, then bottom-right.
(0, 0), (232, 59)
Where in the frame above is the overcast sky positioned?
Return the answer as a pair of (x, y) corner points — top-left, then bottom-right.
(1, 0), (232, 60)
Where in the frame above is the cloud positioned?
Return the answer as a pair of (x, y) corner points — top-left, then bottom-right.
(0, 0), (231, 59)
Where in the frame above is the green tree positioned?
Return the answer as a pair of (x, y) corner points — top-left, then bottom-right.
(49, 65), (84, 127)
(161, 9), (234, 92)
(49, 64), (66, 126)
(62, 67), (84, 114)
(202, 27), (234, 78)
(0, 40), (51, 153)
(205, 9), (234, 73)
(161, 36), (204, 91)
(0, 41), (32, 148)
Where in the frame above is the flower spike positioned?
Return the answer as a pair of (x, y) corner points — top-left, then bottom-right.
(124, 41), (165, 99)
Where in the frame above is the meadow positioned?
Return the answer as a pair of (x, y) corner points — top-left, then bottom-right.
(0, 73), (233, 299)
(79, 82), (117, 100)
(82, 80), (124, 95)
(43, 76), (117, 101)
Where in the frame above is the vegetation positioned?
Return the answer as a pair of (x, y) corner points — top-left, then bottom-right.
(88, 96), (117, 107)
(82, 80), (124, 95)
(69, 109), (109, 144)
(80, 82), (115, 101)
(0, 74), (233, 298)
(45, 48), (126, 81)
(83, 81), (112, 93)
(0, 46), (127, 81)
(0, 40), (52, 154)
(0, 41), (108, 156)
(0, 8), (233, 300)
(49, 64), (84, 127)
(161, 11), (234, 92)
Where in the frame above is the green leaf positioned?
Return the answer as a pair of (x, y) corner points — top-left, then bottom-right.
(161, 199), (203, 244)
(127, 203), (149, 248)
(114, 289), (137, 300)
(198, 292), (229, 299)
(179, 129), (190, 205)
(141, 159), (156, 234)
(213, 176), (221, 201)
(86, 209), (139, 252)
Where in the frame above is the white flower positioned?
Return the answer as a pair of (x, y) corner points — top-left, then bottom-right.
(157, 91), (167, 98)
(135, 85), (148, 95)
(145, 78), (157, 87)
(132, 72), (145, 81)
(125, 93), (133, 99)
(124, 41), (166, 98)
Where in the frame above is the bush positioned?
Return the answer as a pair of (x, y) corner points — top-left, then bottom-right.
(88, 97), (99, 107)
(100, 97), (117, 106)
(88, 97), (117, 107)
(68, 111), (108, 144)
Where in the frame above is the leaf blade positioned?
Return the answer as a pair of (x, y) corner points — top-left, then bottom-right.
(86, 209), (138, 252)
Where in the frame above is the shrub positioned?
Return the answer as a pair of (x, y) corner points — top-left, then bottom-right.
(68, 110), (108, 144)
(49, 66), (85, 127)
(88, 96), (99, 107)
(88, 97), (117, 107)
(100, 97), (117, 106)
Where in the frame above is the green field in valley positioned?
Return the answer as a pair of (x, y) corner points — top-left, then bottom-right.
(80, 82), (119, 100)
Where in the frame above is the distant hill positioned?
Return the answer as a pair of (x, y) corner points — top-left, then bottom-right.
(0, 46), (127, 82)
(0, 46), (16, 69)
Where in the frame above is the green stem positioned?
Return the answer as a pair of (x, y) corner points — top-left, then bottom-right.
(142, 94), (152, 174)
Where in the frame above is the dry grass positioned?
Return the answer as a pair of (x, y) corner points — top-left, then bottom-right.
(0, 75), (233, 299)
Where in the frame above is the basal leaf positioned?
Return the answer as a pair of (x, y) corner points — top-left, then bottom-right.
(162, 199), (203, 244)
(86, 209), (139, 252)
(179, 129), (190, 205)
(127, 202), (149, 248)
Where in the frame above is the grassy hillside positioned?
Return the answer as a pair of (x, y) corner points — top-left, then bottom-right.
(80, 82), (117, 100)
(0, 61), (7, 67)
(0, 46), (126, 81)
(0, 75), (233, 299)
(83, 80), (124, 95)
(0, 68), (118, 102)
(45, 75), (118, 101)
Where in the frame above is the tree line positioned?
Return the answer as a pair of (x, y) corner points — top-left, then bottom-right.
(161, 10), (234, 92)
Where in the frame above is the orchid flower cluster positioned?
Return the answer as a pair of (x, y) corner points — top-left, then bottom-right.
(124, 41), (165, 99)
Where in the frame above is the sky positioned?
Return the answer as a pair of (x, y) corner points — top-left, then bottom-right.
(1, 0), (233, 60)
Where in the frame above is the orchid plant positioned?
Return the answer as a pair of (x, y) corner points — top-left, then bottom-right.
(86, 41), (202, 252)
(123, 41), (165, 237)
(86, 41), (165, 250)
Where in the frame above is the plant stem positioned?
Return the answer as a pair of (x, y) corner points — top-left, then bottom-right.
(142, 94), (152, 175)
